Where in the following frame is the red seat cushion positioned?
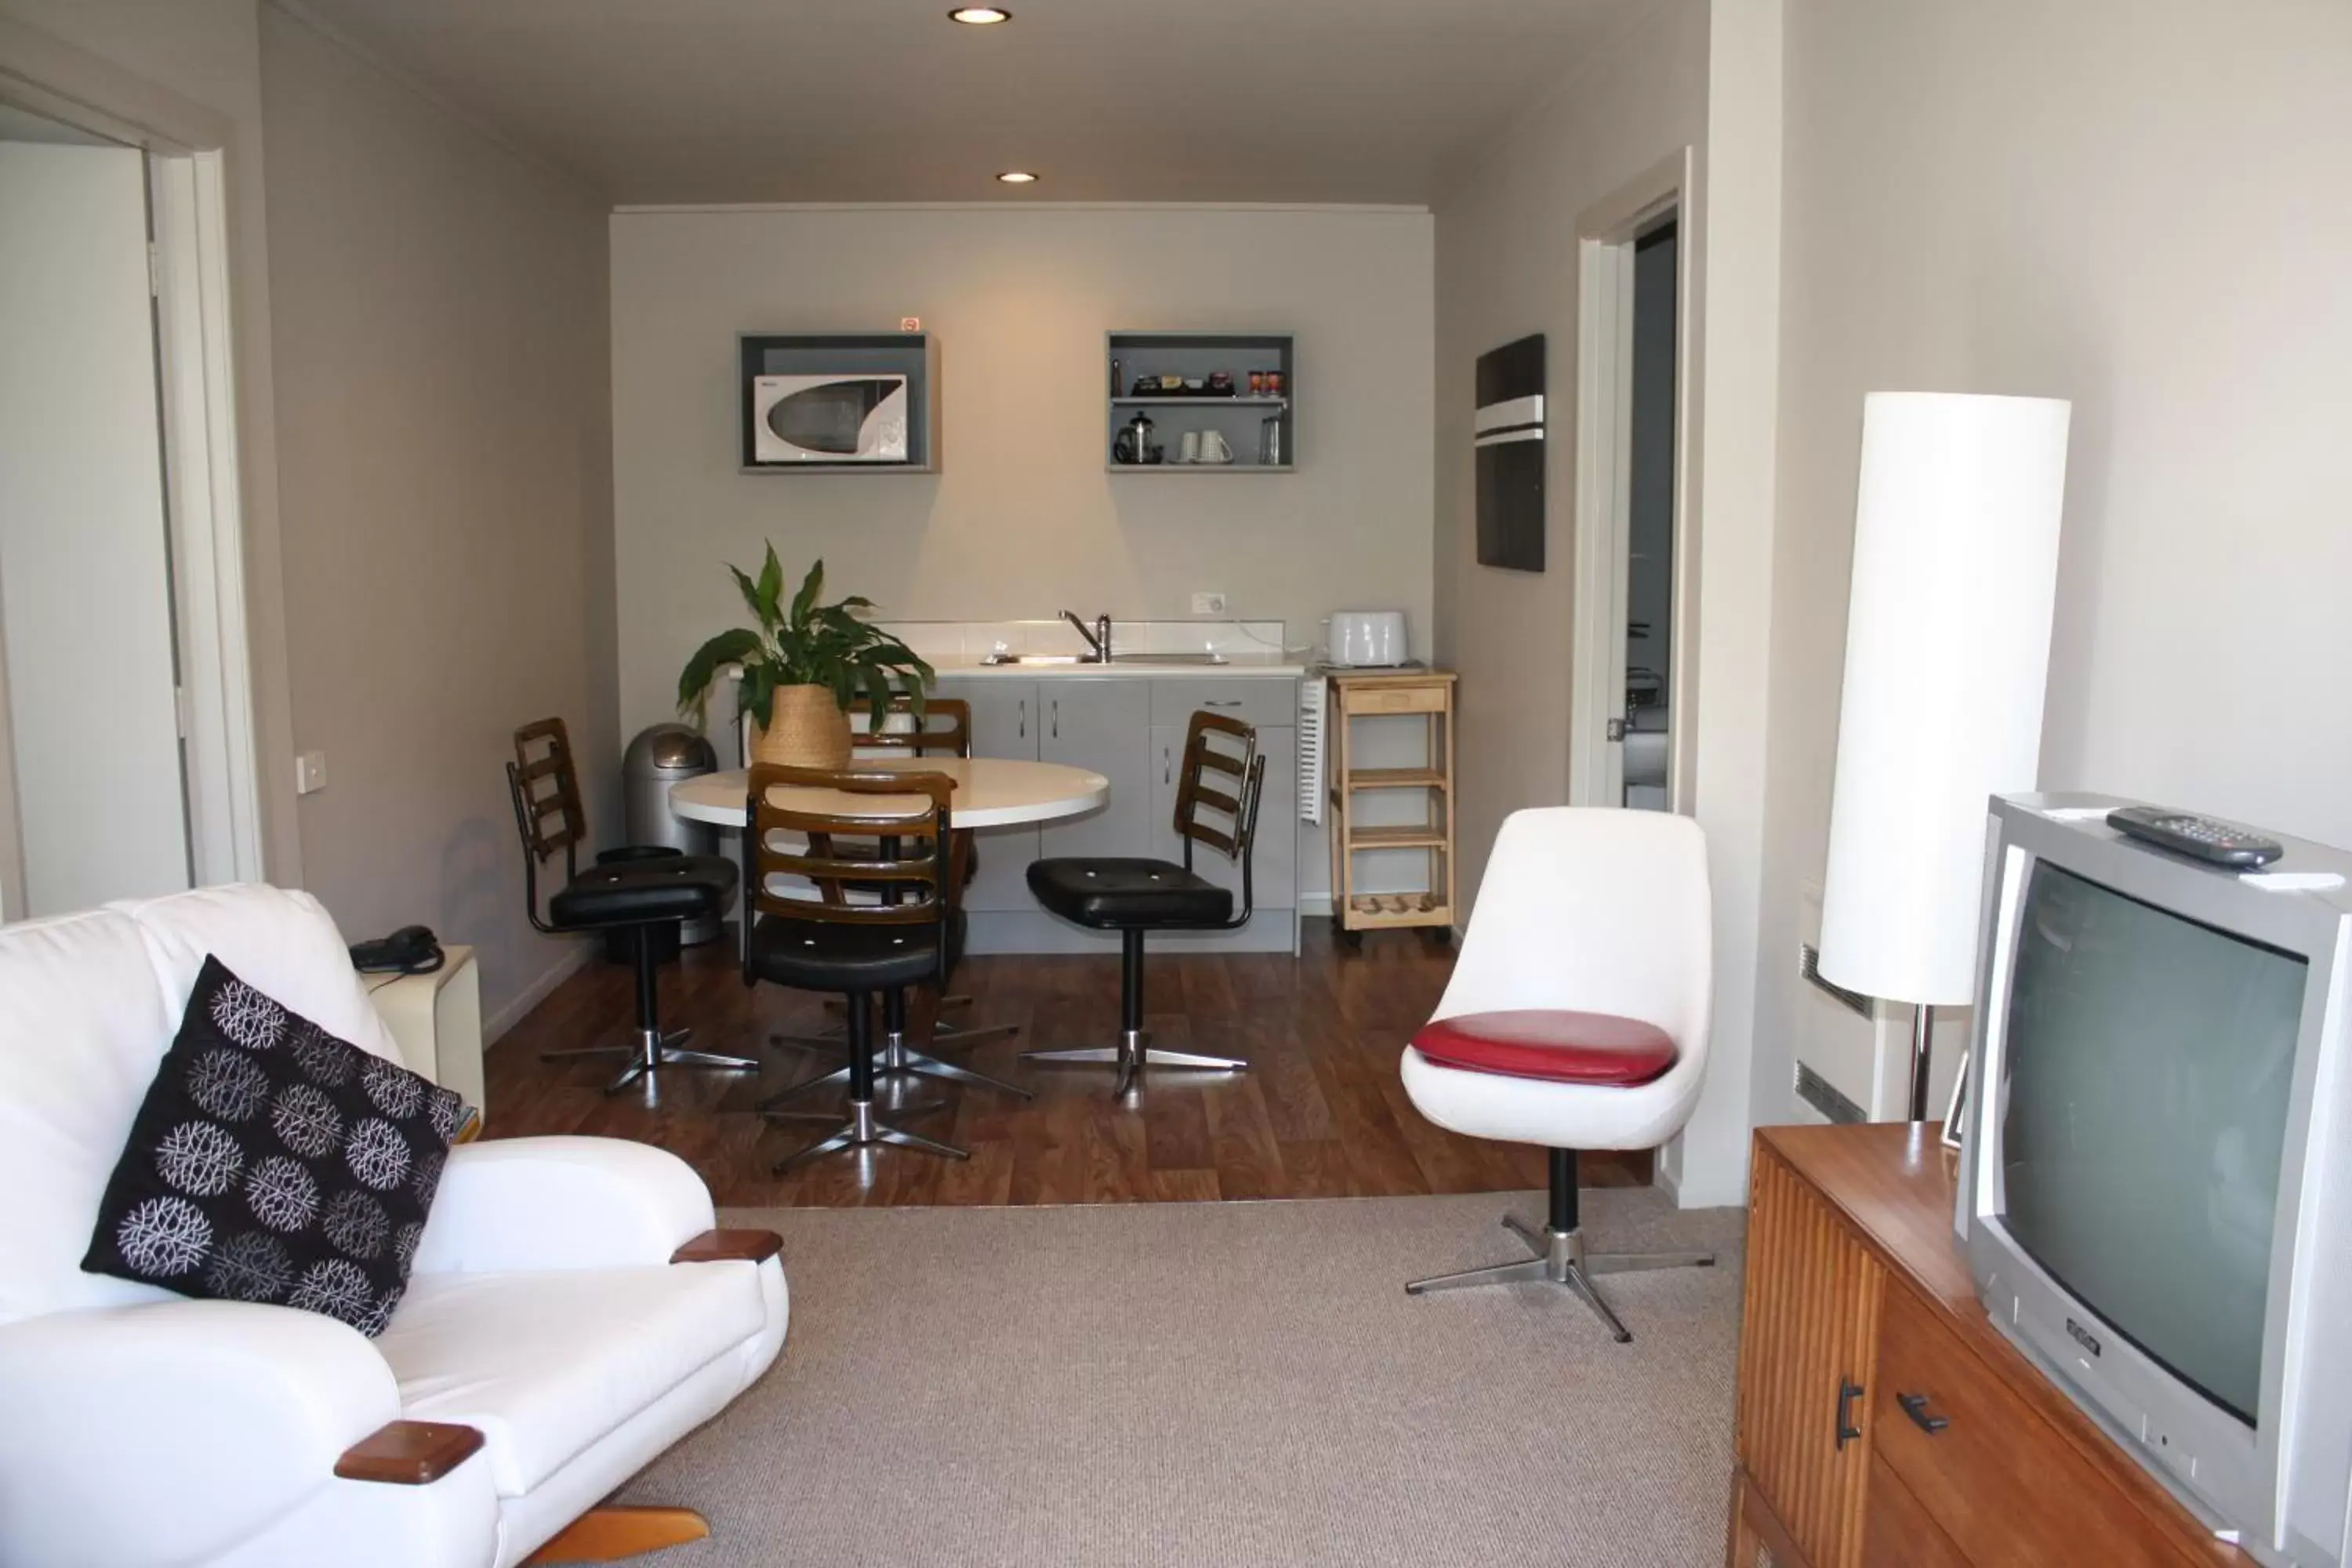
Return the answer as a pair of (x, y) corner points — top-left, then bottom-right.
(1410, 1009), (1677, 1087)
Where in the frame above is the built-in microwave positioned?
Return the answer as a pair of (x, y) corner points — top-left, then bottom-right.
(751, 374), (909, 463)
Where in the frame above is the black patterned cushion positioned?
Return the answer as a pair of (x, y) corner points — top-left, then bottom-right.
(80, 956), (470, 1336)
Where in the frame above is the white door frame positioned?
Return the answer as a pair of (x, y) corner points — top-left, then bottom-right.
(151, 151), (266, 885)
(0, 57), (267, 898)
(1568, 147), (1698, 814)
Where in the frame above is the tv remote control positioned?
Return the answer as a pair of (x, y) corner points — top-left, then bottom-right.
(2107, 805), (2284, 869)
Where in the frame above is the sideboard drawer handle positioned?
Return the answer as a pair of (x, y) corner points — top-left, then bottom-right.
(1835, 1380), (1864, 1450)
(1898, 1392), (1950, 1434)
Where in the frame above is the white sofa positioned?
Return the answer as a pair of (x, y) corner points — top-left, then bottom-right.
(0, 884), (788, 1568)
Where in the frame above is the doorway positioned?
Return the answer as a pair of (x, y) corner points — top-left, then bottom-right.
(1569, 151), (1696, 815)
(0, 95), (262, 918)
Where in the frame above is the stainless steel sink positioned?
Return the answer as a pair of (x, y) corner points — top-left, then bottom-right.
(977, 651), (1229, 667)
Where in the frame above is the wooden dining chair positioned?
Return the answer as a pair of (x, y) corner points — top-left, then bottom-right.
(769, 695), (1026, 1098)
(741, 764), (975, 1167)
(505, 717), (756, 1092)
(1021, 710), (1267, 1096)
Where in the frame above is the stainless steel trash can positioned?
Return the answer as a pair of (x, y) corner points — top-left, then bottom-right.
(622, 723), (723, 946)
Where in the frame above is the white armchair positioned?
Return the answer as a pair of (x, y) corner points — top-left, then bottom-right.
(0, 885), (788, 1568)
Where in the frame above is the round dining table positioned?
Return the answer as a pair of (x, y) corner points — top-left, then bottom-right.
(667, 755), (1109, 830)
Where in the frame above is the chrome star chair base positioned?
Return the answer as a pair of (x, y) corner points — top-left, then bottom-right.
(1405, 1152), (1713, 1343)
(767, 990), (1027, 1102)
(1023, 1021), (1246, 1099)
(541, 1025), (758, 1096)
(768, 1094), (967, 1171)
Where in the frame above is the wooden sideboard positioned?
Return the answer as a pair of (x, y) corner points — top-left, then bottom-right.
(1727, 1123), (2253, 1567)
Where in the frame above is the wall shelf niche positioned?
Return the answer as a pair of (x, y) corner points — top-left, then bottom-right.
(1105, 331), (1294, 474)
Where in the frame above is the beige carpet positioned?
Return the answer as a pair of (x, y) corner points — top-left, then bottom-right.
(619, 1188), (1745, 1566)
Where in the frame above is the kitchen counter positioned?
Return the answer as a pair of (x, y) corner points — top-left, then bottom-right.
(923, 657), (1306, 681)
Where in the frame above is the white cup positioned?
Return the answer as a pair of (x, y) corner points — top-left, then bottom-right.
(1179, 430), (1202, 463)
(1200, 430), (1233, 464)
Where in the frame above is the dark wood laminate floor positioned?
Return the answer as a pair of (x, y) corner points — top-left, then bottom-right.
(483, 920), (1651, 1207)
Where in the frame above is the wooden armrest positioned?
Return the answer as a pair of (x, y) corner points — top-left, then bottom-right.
(670, 1228), (783, 1266)
(335, 1419), (485, 1485)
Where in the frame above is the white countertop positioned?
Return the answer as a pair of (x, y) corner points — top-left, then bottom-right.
(672, 757), (1109, 829)
(925, 658), (1305, 680)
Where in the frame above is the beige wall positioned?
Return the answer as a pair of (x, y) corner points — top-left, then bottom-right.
(1755, 0), (2352, 1124)
(1431, 2), (1710, 902)
(608, 205), (1434, 736)
(1432, 0), (1787, 1206)
(260, 7), (618, 1031)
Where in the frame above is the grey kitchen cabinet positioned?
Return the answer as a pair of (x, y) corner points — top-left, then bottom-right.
(1149, 716), (1297, 918)
(930, 677), (1039, 911)
(1036, 679), (1149, 862)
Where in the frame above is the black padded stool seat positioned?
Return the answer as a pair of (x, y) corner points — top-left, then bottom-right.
(749, 908), (965, 992)
(551, 853), (739, 928)
(1026, 858), (1232, 929)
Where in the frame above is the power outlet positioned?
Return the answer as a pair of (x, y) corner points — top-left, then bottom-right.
(295, 750), (327, 795)
(1191, 591), (1229, 615)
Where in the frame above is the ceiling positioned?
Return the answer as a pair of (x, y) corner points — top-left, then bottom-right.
(279, 0), (1643, 205)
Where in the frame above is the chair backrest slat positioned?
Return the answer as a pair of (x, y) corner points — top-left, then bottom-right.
(743, 764), (956, 927)
(850, 696), (971, 758)
(1171, 711), (1261, 864)
(511, 717), (586, 859)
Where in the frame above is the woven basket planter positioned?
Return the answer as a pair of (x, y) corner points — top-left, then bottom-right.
(750, 684), (851, 768)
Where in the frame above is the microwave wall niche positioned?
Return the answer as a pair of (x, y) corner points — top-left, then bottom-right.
(737, 332), (938, 472)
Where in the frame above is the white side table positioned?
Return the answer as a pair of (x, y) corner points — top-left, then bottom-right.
(365, 945), (485, 1120)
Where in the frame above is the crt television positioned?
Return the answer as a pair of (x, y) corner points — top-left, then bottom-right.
(1957, 793), (2352, 1566)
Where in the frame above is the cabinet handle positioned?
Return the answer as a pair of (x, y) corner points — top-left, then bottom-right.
(1204, 699), (1243, 708)
(1835, 1380), (1864, 1450)
(1018, 699), (1026, 739)
(1897, 1392), (1950, 1435)
(1051, 699), (1058, 739)
(1163, 748), (1173, 785)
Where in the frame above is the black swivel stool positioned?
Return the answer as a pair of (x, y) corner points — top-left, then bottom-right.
(505, 717), (755, 1094)
(742, 764), (971, 1169)
(1022, 710), (1269, 1097)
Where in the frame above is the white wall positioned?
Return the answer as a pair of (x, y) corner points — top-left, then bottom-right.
(1755, 0), (2352, 1127)
(260, 7), (619, 1032)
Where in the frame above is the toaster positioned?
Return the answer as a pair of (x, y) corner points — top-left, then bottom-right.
(1327, 611), (1409, 667)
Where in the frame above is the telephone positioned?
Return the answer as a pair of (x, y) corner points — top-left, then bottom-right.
(350, 924), (445, 976)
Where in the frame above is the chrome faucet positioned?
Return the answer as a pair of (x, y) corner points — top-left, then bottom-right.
(1060, 610), (1112, 663)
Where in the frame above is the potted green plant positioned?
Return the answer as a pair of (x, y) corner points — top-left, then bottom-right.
(676, 546), (934, 768)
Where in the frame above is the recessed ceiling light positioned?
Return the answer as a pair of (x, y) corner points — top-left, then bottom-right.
(996, 170), (1038, 184)
(949, 6), (1012, 23)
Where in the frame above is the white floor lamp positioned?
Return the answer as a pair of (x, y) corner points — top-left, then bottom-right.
(1817, 391), (2072, 1123)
